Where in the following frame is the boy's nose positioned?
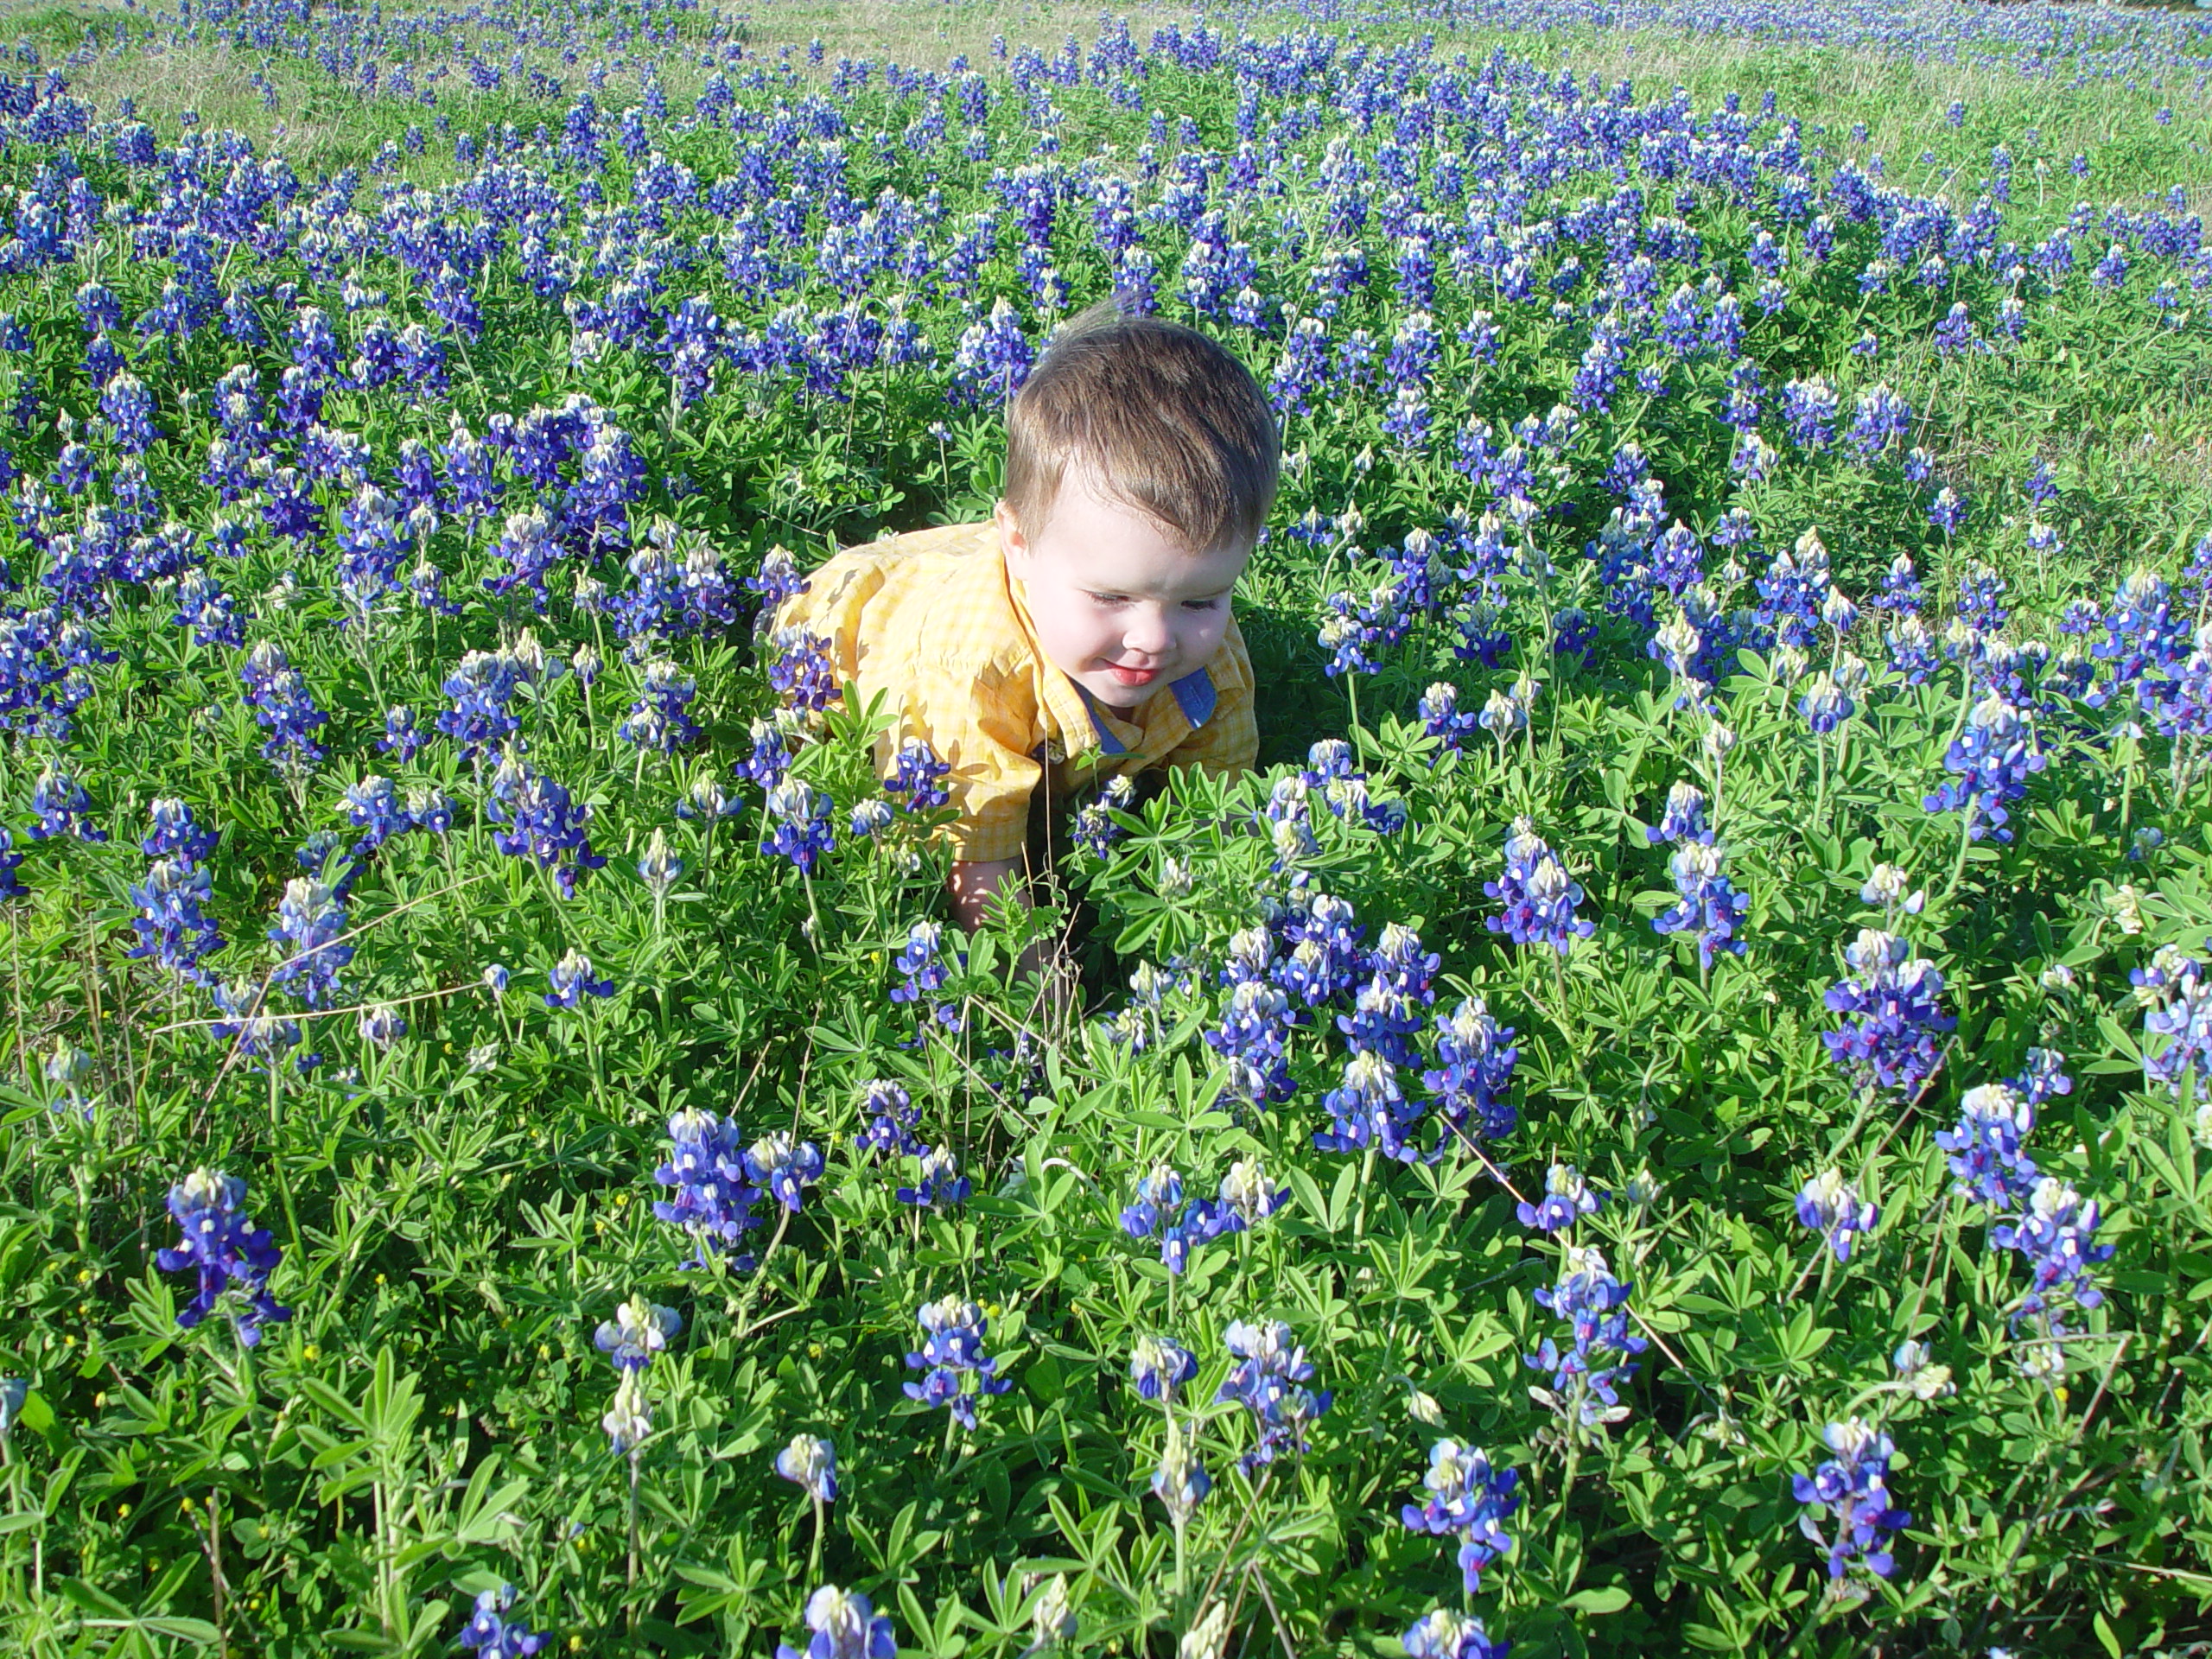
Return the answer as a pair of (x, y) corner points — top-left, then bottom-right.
(1121, 607), (1173, 657)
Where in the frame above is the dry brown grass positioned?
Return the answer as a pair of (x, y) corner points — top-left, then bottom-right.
(717, 0), (1200, 69)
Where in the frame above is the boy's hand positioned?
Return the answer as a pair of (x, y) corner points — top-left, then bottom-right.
(949, 859), (1080, 1022)
(947, 857), (1024, 933)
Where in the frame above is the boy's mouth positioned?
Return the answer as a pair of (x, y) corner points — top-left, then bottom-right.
(1104, 664), (1160, 689)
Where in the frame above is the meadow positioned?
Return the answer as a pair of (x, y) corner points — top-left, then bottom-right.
(1, 0), (2211, 1653)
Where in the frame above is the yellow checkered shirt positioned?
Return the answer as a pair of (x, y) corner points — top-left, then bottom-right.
(773, 519), (1258, 862)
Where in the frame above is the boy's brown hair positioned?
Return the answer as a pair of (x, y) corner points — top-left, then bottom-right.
(1004, 299), (1280, 557)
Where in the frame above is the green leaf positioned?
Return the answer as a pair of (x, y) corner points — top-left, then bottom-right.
(1566, 1586), (1633, 1615)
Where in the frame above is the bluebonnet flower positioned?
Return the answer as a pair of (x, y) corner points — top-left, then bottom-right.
(1205, 978), (1296, 1106)
(1779, 376), (1840, 449)
(2140, 950), (2212, 1098)
(903, 1295), (1012, 1430)
(1212, 1156), (1293, 1238)
(1371, 923), (1440, 1004)
(948, 297), (1033, 406)
(747, 1133), (826, 1211)
(43, 1039), (94, 1117)
(0, 828), (22, 904)
(1418, 683), (1480, 748)
(1400, 1608), (1509, 1659)
(1216, 1319), (1331, 1472)
(1121, 1163), (1225, 1274)
(2149, 626), (2212, 744)
(854, 1079), (924, 1160)
(1518, 1163), (1603, 1233)
(267, 877), (350, 1007)
(637, 830), (684, 893)
(29, 762), (105, 842)
(2009, 1046), (2073, 1109)
(1935, 1083), (2039, 1209)
(242, 650), (332, 779)
(678, 772), (744, 828)
(408, 789), (454, 837)
(1797, 672), (1855, 734)
(1928, 486), (1968, 536)
(1317, 607), (1381, 678)
(594, 1299), (683, 1372)
(1423, 996), (1519, 1145)
(619, 660), (702, 753)
(741, 719), (795, 791)
(1400, 1439), (1520, 1593)
(1484, 818), (1594, 956)
(1274, 889), (1367, 1010)
(768, 628), (842, 713)
(747, 544), (809, 615)
(1795, 1168), (1879, 1262)
(1526, 1243), (1648, 1429)
(1646, 781), (1710, 846)
(1891, 1339), (1955, 1401)
(1151, 1421), (1212, 1524)
(762, 780), (836, 875)
(1923, 693), (2044, 842)
(341, 774), (410, 860)
(378, 706), (427, 763)
(1337, 968), (1426, 1066)
(652, 1109), (764, 1266)
(156, 1168), (290, 1346)
(1074, 773), (1139, 857)
(545, 949), (613, 1008)
(99, 370), (157, 454)
(1792, 1418), (1910, 1580)
(1315, 1050), (1423, 1162)
(457, 1585), (549, 1658)
(488, 765), (607, 898)
(1654, 842), (1750, 969)
(1822, 929), (1955, 1097)
(886, 737), (950, 810)
(436, 650), (531, 761)
(128, 858), (226, 985)
(775, 1586), (896, 1659)
(1956, 564), (2009, 634)
(896, 1143), (971, 1210)
(849, 799), (894, 841)
(1129, 1335), (1198, 1402)
(171, 572), (245, 650)
(775, 1433), (837, 1503)
(209, 979), (303, 1072)
(483, 508), (562, 612)
(1844, 383), (1910, 460)
(602, 1371), (652, 1456)
(1885, 615), (1940, 683)
(2092, 569), (2190, 694)
(1478, 677), (1537, 746)
(889, 920), (960, 1029)
(1992, 1177), (2115, 1369)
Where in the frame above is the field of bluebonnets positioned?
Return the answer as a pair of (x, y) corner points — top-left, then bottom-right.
(2, 0), (2212, 1652)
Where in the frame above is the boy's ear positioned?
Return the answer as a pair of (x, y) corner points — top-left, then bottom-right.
(993, 498), (1030, 575)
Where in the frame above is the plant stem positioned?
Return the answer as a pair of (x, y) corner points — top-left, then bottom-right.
(626, 1446), (642, 1625)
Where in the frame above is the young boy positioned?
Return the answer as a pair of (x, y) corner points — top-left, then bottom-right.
(773, 298), (1277, 935)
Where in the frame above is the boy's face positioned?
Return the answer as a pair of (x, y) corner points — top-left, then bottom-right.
(996, 471), (1251, 713)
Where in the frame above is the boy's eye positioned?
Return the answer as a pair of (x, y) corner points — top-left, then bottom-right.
(1182, 599), (1221, 612)
(1088, 593), (1128, 607)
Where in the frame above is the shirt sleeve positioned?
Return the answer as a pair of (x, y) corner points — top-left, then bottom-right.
(1161, 612), (1259, 779)
(907, 653), (1042, 864)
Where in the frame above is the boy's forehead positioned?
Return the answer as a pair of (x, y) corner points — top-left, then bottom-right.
(1031, 474), (1249, 589)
